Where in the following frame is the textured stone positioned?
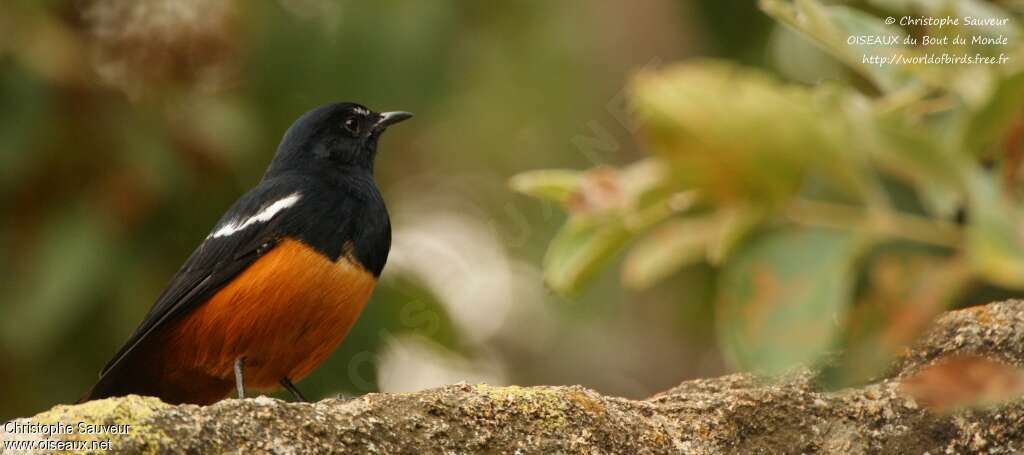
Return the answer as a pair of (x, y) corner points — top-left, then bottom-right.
(3, 301), (1024, 454)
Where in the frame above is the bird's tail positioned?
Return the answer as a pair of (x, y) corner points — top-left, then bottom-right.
(77, 365), (136, 404)
(77, 346), (162, 404)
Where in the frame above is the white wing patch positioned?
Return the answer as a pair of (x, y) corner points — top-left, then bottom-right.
(209, 192), (302, 239)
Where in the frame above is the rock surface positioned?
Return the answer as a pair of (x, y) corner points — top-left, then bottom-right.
(3, 300), (1024, 454)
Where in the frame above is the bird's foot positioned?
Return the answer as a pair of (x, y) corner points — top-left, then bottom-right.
(234, 357), (246, 399)
(280, 377), (308, 402)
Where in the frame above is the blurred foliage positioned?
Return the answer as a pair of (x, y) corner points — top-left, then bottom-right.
(515, 0), (1024, 385)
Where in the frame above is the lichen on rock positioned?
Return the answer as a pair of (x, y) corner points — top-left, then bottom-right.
(3, 300), (1024, 454)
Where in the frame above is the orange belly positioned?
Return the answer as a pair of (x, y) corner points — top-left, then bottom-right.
(159, 239), (376, 401)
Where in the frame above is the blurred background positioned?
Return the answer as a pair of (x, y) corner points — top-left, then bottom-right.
(0, 0), (776, 420)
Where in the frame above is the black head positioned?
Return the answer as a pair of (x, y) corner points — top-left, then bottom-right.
(265, 102), (412, 178)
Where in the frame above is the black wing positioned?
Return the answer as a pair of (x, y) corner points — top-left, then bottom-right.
(97, 177), (306, 378)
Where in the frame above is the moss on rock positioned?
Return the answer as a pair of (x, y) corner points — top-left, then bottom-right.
(2, 300), (1024, 453)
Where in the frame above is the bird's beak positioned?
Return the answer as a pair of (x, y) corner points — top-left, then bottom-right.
(373, 111), (413, 132)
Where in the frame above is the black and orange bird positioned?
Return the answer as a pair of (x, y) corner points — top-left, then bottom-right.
(81, 102), (411, 405)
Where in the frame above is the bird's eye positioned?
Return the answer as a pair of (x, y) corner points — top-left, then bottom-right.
(343, 117), (360, 135)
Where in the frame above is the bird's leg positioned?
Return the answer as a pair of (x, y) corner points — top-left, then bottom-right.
(234, 357), (246, 399)
(280, 377), (307, 402)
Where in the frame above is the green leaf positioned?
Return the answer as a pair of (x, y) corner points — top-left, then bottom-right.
(632, 60), (844, 205)
(821, 251), (970, 388)
(961, 67), (1024, 154)
(530, 162), (689, 294)
(542, 218), (631, 295)
(966, 171), (1024, 287)
(761, 0), (918, 93)
(717, 227), (861, 375)
(509, 169), (583, 205)
(620, 158), (674, 208)
(867, 111), (969, 217)
(708, 205), (766, 266)
(769, 23), (847, 86)
(953, 1), (1020, 42)
(866, 0), (1020, 41)
(622, 216), (719, 289)
(513, 160), (673, 217)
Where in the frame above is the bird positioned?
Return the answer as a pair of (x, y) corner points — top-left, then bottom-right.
(80, 102), (412, 405)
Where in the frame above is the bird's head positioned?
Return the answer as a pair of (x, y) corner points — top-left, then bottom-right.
(268, 102), (412, 177)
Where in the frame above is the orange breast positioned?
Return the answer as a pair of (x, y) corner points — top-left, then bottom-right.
(164, 239), (377, 392)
